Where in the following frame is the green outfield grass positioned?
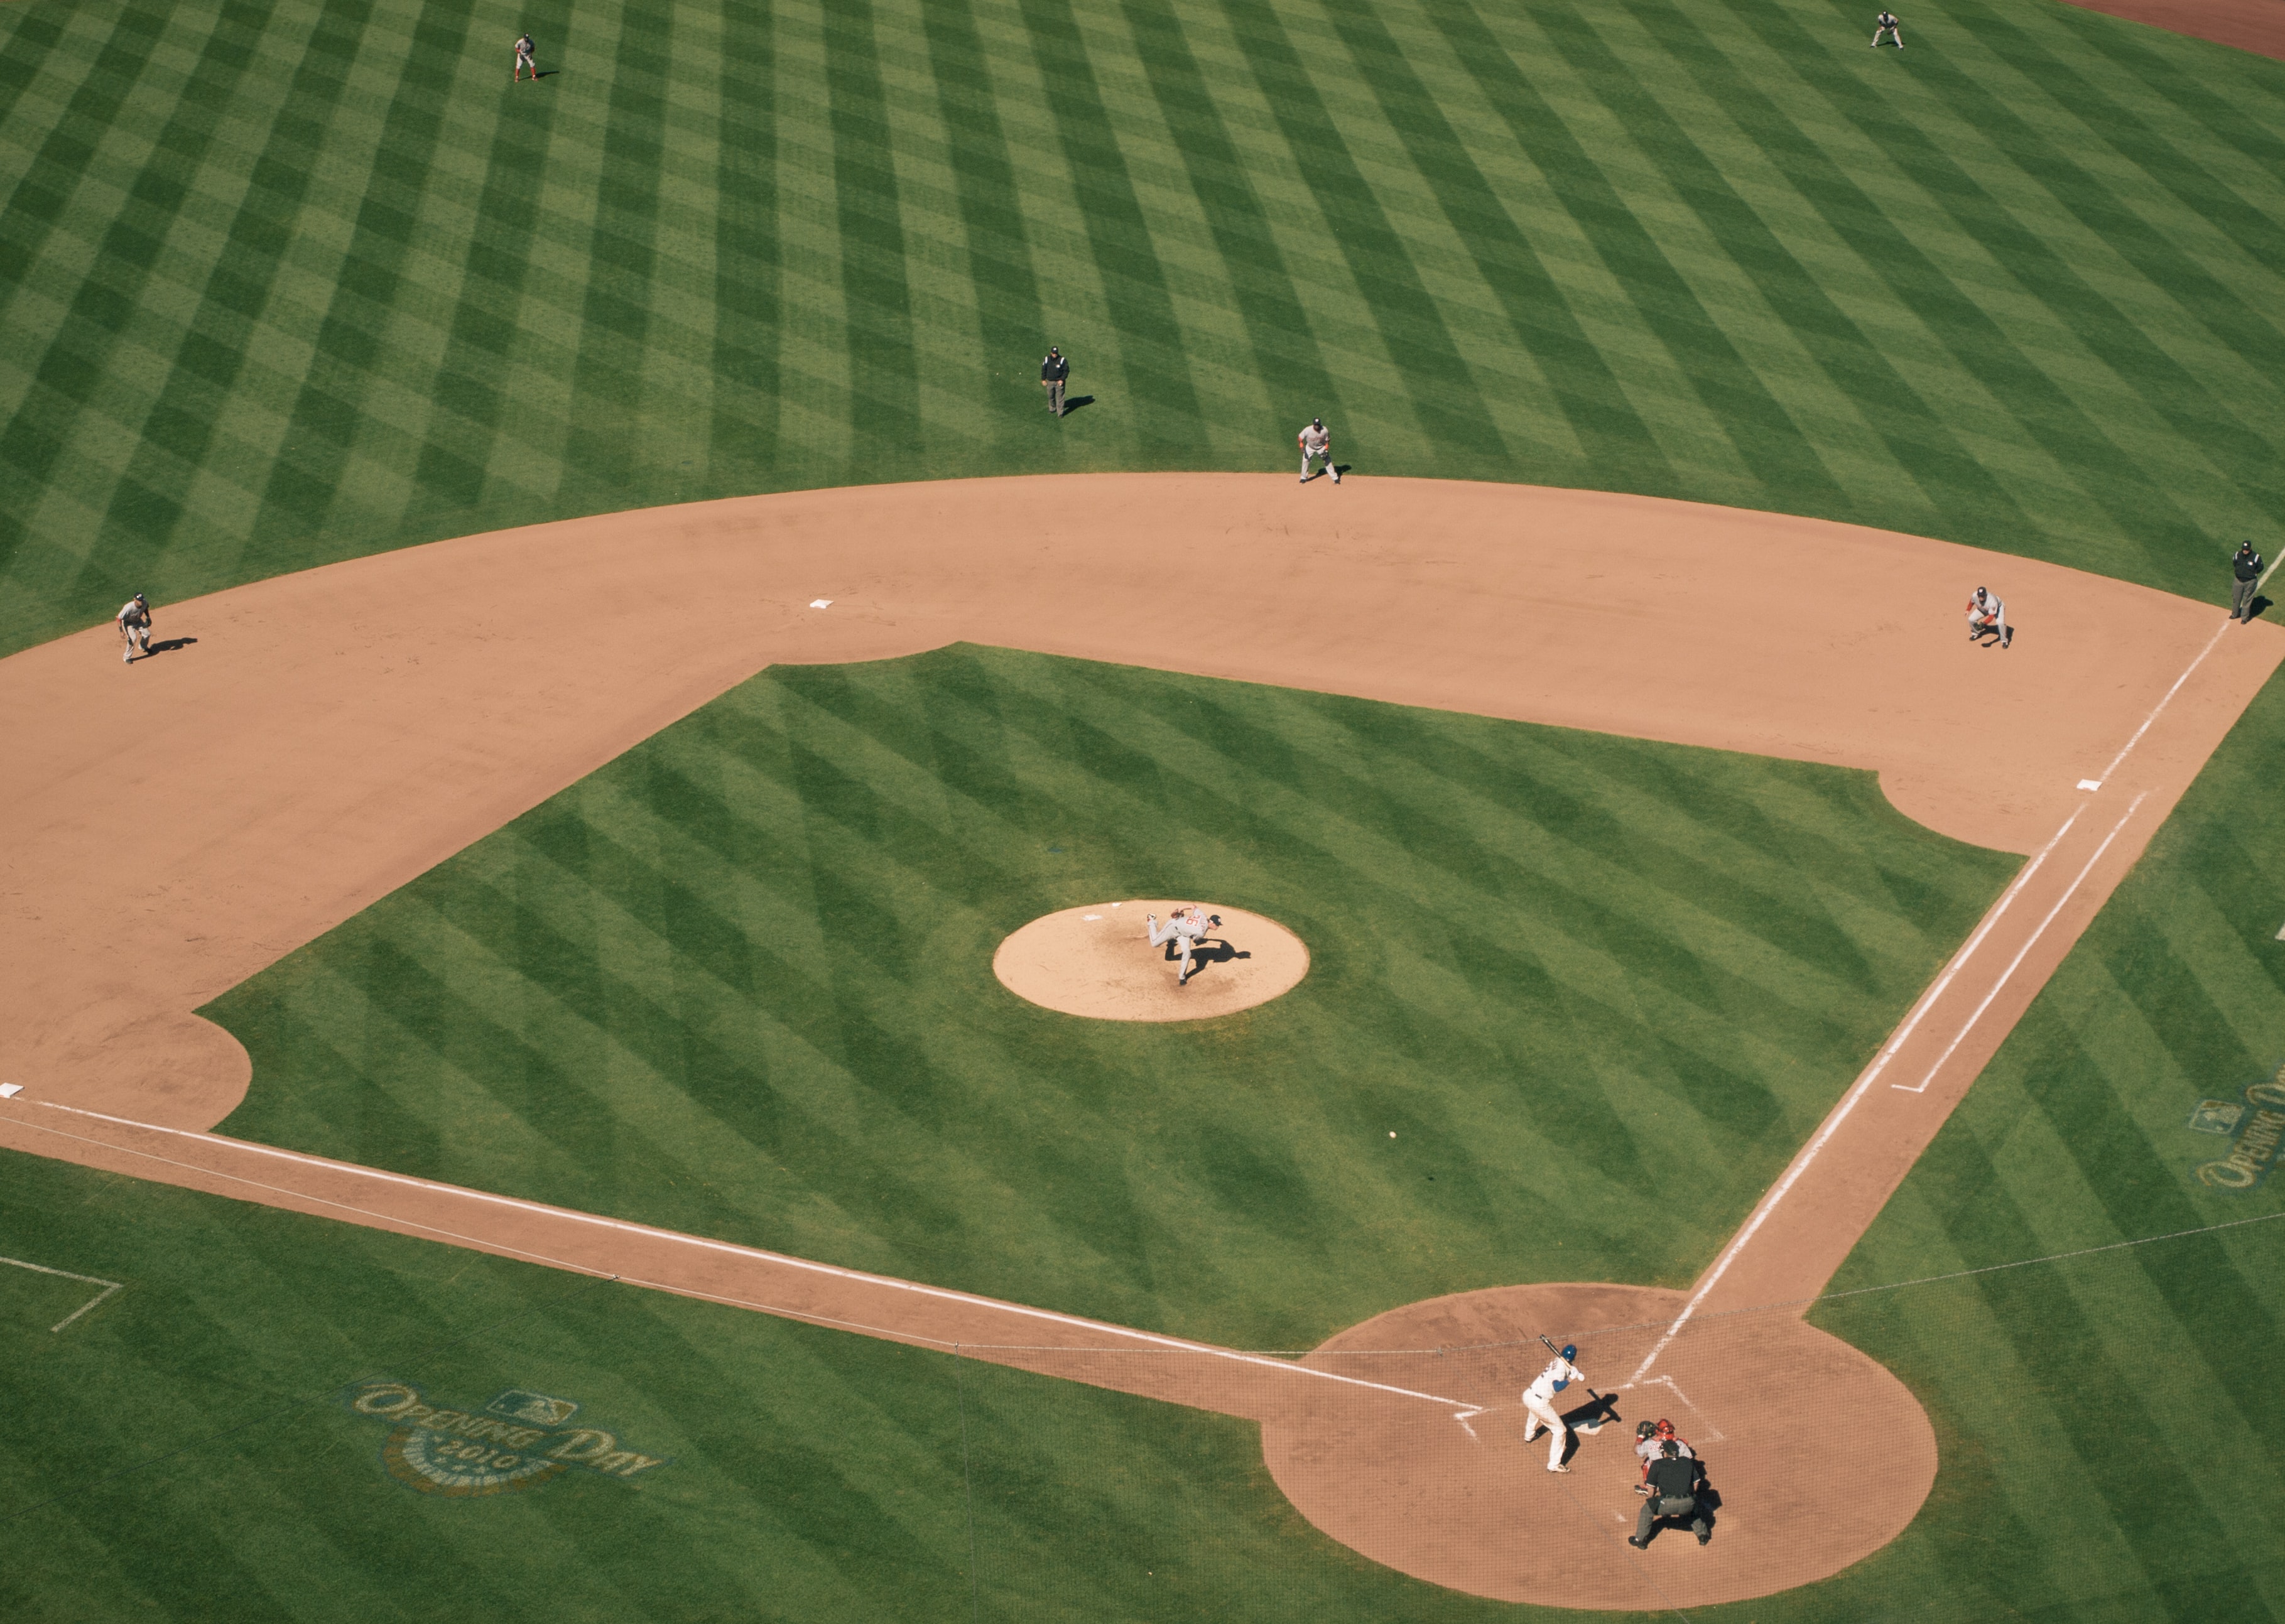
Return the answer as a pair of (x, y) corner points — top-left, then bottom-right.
(3, 0), (2284, 657)
(205, 645), (2013, 1349)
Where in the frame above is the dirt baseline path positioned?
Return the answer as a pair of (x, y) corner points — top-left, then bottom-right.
(3, 473), (2279, 1610)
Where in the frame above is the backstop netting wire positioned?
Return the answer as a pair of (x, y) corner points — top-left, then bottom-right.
(946, 1210), (2285, 1622)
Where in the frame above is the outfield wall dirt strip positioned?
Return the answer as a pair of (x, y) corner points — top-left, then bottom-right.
(3, 473), (2281, 1609)
(2056, 0), (2285, 60)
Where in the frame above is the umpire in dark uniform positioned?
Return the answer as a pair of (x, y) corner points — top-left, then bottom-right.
(2230, 540), (2263, 621)
(1041, 347), (1070, 417)
(1627, 1441), (1712, 1548)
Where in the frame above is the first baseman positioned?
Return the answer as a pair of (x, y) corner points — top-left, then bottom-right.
(1519, 1345), (1590, 1471)
(1146, 906), (1220, 986)
(1298, 418), (1338, 484)
(1967, 585), (2010, 648)
(1872, 9), (1903, 46)
(116, 592), (152, 663)
(514, 32), (538, 80)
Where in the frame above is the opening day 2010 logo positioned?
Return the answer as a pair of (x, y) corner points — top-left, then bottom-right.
(2185, 1061), (2285, 1192)
(342, 1381), (670, 1498)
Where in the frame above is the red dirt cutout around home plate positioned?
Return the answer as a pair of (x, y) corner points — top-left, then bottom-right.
(993, 902), (1308, 1019)
(3, 474), (2280, 1612)
(1264, 1284), (1935, 1610)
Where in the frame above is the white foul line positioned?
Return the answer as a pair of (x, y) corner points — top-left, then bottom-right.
(2095, 618), (2227, 787)
(1624, 805), (2080, 1384)
(9, 1101), (1477, 1416)
(0, 1253), (124, 1333)
(1901, 794), (2145, 1094)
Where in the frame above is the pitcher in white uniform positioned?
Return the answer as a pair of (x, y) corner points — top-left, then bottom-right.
(1146, 906), (1218, 986)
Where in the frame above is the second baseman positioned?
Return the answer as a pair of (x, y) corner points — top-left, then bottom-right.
(1299, 418), (1338, 484)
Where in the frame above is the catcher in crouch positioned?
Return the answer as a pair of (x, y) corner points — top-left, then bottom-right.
(1145, 906), (1222, 987)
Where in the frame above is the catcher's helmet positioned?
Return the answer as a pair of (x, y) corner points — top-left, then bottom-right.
(1654, 1418), (1676, 1437)
(1560, 1343), (1577, 1361)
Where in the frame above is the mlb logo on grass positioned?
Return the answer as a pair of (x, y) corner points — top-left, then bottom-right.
(2186, 1059), (2285, 1191)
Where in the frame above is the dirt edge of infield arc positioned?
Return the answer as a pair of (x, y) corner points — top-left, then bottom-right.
(992, 902), (1309, 1019)
(4, 473), (2281, 1612)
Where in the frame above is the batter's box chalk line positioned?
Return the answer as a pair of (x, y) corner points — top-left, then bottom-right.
(1612, 1373), (1726, 1443)
(1, 1254), (123, 1333)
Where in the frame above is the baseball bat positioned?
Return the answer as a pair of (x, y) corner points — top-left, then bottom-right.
(1538, 1333), (1611, 1426)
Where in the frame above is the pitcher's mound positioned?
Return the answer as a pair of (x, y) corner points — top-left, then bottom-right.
(993, 901), (1309, 1020)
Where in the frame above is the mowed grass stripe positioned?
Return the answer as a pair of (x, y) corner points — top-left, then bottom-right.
(708, 0), (783, 477)
(210, 649), (2014, 1338)
(1016, 0), (1205, 455)
(917, 0), (1048, 450)
(63, 0), (363, 612)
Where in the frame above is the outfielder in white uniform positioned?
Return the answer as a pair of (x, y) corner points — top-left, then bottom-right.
(1146, 906), (1219, 986)
(1520, 1345), (1590, 1471)
(116, 593), (152, 663)
(1871, 9), (1903, 46)
(1967, 585), (2011, 648)
(1298, 418), (1338, 484)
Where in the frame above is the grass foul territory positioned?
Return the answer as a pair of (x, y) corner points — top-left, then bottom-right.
(3, 0), (2285, 654)
(205, 646), (2016, 1351)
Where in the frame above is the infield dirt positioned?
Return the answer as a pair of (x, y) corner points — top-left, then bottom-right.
(3, 472), (2278, 1608)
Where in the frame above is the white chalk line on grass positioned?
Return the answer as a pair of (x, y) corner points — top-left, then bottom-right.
(0, 1253), (123, 1333)
(6, 1103), (1480, 1421)
(1622, 804), (2083, 1385)
(1900, 794), (2145, 1095)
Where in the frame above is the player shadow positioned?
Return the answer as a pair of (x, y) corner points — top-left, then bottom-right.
(1634, 1498), (1719, 1547)
(1970, 625), (2016, 648)
(2242, 595), (2272, 623)
(131, 636), (199, 661)
(1161, 938), (1249, 981)
(1561, 1394), (1620, 1434)
(1056, 394), (1094, 415)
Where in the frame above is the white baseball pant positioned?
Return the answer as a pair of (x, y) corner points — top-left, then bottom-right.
(1520, 1392), (1568, 1468)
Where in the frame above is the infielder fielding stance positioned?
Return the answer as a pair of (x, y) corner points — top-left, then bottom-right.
(1298, 418), (1338, 484)
(1146, 906), (1222, 986)
(1519, 1340), (1598, 1472)
(116, 592), (152, 663)
(1967, 585), (2011, 648)
(1871, 8), (1903, 46)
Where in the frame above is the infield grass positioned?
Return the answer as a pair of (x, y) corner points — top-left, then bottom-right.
(205, 645), (2015, 1349)
(13, 644), (2285, 1623)
(3, 0), (2285, 655)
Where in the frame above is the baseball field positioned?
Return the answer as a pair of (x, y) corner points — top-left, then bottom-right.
(4, 0), (2285, 1616)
